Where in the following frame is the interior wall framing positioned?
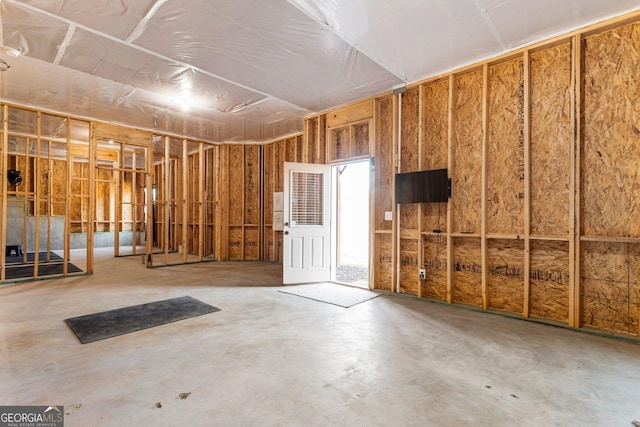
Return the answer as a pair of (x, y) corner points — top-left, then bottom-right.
(288, 11), (640, 339)
(291, 14), (634, 338)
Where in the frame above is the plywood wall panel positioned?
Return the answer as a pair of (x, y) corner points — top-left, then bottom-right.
(400, 87), (420, 173)
(275, 139), (285, 192)
(422, 235), (447, 300)
(582, 22), (640, 238)
(228, 145), (244, 226)
(307, 118), (319, 164)
(263, 144), (274, 224)
(353, 122), (370, 158)
(487, 59), (524, 235)
(581, 241), (639, 335)
(452, 237), (482, 307)
(530, 43), (572, 237)
(421, 80), (450, 233)
(452, 71), (483, 233)
(530, 240), (570, 322)
(285, 137), (298, 163)
(244, 227), (259, 260)
(374, 233), (394, 291)
(374, 96), (394, 232)
(399, 88), (420, 233)
(51, 159), (67, 215)
(328, 126), (349, 162)
(244, 145), (260, 225)
(228, 226), (243, 260)
(399, 237), (419, 295)
(487, 239), (524, 313)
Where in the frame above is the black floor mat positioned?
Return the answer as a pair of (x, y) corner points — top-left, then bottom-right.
(5, 251), (63, 265)
(65, 296), (221, 344)
(4, 262), (83, 279)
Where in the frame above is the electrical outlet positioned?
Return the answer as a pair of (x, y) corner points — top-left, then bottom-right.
(419, 269), (426, 280)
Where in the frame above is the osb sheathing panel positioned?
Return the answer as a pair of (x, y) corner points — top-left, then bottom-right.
(244, 227), (259, 260)
(487, 59), (524, 235)
(399, 237), (419, 295)
(227, 145), (244, 225)
(228, 226), (243, 260)
(277, 231), (284, 262)
(188, 153), (200, 223)
(275, 140), (285, 192)
(401, 87), (420, 173)
(51, 160), (67, 215)
(452, 71), (483, 233)
(374, 233), (393, 291)
(316, 116), (326, 164)
(399, 89), (420, 232)
(306, 118), (318, 164)
(264, 225), (275, 260)
(581, 241), (640, 335)
(295, 135), (304, 163)
(452, 237), (482, 307)
(329, 126), (349, 162)
(582, 22), (640, 238)
(95, 168), (113, 231)
(244, 145), (260, 225)
(285, 137), (298, 163)
(422, 235), (447, 301)
(487, 239), (524, 313)
(530, 240), (570, 322)
(263, 144), (274, 222)
(422, 80), (449, 233)
(530, 43), (572, 237)
(353, 122), (370, 158)
(374, 96), (394, 231)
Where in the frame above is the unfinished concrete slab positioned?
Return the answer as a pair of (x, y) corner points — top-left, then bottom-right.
(0, 249), (639, 426)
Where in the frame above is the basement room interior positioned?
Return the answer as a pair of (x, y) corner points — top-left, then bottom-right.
(1, 1), (640, 425)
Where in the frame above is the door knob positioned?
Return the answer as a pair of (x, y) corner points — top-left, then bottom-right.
(284, 231), (289, 235)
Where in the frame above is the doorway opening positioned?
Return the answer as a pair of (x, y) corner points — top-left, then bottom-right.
(333, 159), (370, 288)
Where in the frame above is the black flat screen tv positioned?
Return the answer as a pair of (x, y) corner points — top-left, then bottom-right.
(395, 169), (450, 204)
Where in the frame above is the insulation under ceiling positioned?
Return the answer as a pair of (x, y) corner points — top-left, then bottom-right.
(0, 0), (639, 144)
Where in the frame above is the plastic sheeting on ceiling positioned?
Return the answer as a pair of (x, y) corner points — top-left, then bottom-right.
(1, 0), (639, 144)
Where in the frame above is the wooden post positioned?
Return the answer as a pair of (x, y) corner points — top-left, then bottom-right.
(523, 50), (532, 318)
(198, 143), (205, 260)
(146, 141), (153, 267)
(87, 123), (95, 274)
(132, 150), (138, 256)
(569, 34), (582, 328)
(391, 93), (399, 293)
(46, 139), (52, 262)
(446, 74), (456, 304)
(22, 137), (29, 266)
(114, 152), (121, 257)
(164, 136), (170, 265)
(33, 112), (41, 278)
(182, 139), (188, 263)
(417, 84), (424, 298)
(481, 64), (489, 310)
(64, 118), (72, 275)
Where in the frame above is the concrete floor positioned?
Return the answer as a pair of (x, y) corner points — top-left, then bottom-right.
(1, 248), (639, 427)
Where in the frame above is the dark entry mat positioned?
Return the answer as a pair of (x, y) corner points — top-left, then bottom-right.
(65, 296), (221, 344)
(5, 262), (82, 279)
(6, 251), (63, 265)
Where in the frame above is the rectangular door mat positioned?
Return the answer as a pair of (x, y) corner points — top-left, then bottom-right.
(65, 296), (220, 344)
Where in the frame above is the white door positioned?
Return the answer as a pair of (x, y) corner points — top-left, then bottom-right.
(283, 162), (331, 284)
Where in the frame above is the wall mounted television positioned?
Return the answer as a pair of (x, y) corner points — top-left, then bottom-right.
(395, 168), (450, 204)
